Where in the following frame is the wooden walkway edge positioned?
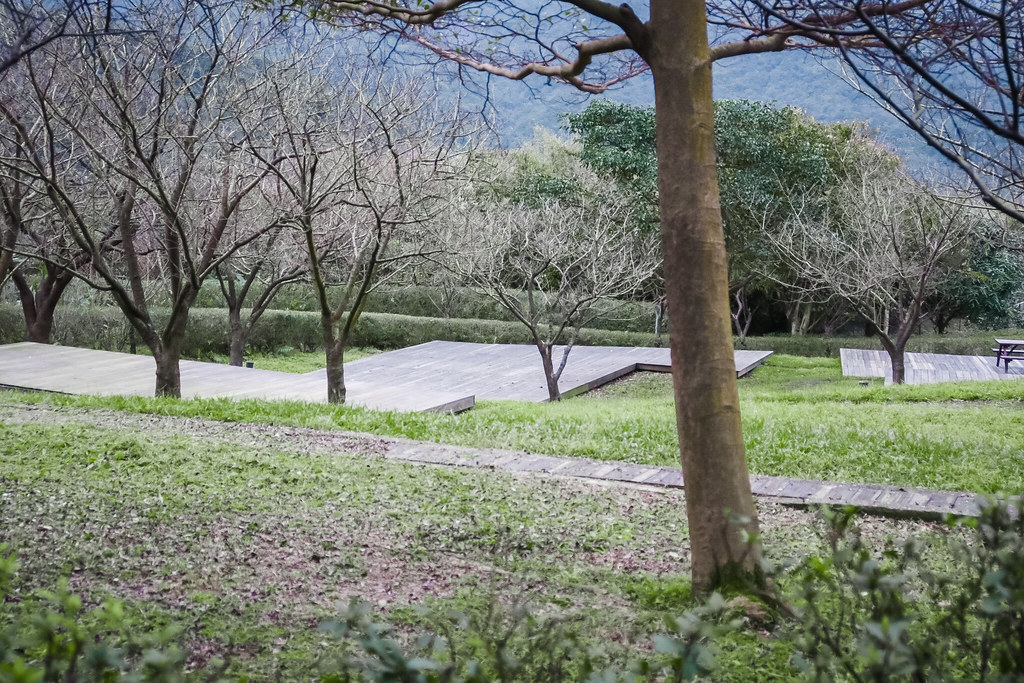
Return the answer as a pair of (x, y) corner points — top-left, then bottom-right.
(380, 438), (985, 518)
(0, 342), (774, 412)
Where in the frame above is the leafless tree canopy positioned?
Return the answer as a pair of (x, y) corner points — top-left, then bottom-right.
(769, 161), (980, 381)
(714, 0), (1024, 223)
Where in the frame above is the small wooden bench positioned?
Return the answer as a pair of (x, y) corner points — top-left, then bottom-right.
(994, 338), (1024, 372)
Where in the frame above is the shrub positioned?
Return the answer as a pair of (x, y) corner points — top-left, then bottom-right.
(789, 500), (1024, 680)
(316, 594), (734, 682)
(4, 303), (1017, 360)
(0, 546), (190, 682)
(0, 543), (729, 682)
(102, 281), (663, 334)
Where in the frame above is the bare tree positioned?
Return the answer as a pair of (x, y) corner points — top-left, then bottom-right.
(212, 195), (306, 366)
(0, 2), (286, 397)
(455, 195), (659, 401)
(770, 166), (977, 383)
(245, 58), (473, 403)
(0, 56), (119, 342)
(0, 0), (113, 75)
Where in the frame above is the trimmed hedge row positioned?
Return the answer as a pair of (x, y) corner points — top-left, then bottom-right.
(2, 304), (1016, 358)
(170, 281), (662, 334)
(0, 305), (669, 357)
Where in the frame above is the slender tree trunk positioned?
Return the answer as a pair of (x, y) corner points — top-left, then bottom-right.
(648, 0), (761, 591)
(325, 341), (346, 404)
(13, 269), (72, 344)
(654, 298), (665, 338)
(0, 229), (15, 292)
(228, 307), (246, 366)
(797, 303), (812, 336)
(535, 341), (561, 402)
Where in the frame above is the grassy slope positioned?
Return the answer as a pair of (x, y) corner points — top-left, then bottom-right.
(14, 354), (1023, 493)
(1, 415), (835, 679)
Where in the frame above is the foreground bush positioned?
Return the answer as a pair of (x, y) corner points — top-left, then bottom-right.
(790, 500), (1024, 681)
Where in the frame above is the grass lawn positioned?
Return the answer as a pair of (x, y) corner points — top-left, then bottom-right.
(211, 348), (379, 374)
(0, 402), (954, 680)
(12, 354), (1023, 494)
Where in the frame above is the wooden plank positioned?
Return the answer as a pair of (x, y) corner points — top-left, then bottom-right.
(0, 342), (474, 414)
(841, 348), (1024, 385)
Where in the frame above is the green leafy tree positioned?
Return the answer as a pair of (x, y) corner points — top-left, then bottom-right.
(927, 231), (1023, 332)
(564, 100), (863, 338)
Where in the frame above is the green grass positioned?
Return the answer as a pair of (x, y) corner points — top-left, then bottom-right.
(225, 348), (378, 373)
(0, 358), (1002, 679)
(0, 417), (823, 679)
(5, 354), (1024, 493)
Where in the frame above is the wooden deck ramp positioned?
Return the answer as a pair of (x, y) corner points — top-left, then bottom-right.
(0, 341), (773, 410)
(841, 348), (1024, 385)
(306, 341), (773, 403)
(0, 342), (474, 413)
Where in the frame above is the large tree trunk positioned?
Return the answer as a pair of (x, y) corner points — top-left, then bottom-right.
(648, 0), (761, 591)
(878, 336), (907, 384)
(870, 320), (909, 384)
(152, 294), (196, 398)
(154, 346), (182, 398)
(889, 348), (906, 384)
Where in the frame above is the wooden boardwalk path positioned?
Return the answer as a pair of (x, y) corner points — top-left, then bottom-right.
(0, 341), (772, 411)
(378, 436), (984, 517)
(841, 348), (1024, 385)
(0, 397), (985, 519)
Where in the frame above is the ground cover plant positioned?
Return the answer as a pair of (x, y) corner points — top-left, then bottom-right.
(9, 354), (1023, 494)
(0, 398), (990, 680)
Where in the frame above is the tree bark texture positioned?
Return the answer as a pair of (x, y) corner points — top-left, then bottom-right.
(228, 307), (247, 367)
(325, 341), (346, 404)
(12, 269), (72, 344)
(154, 346), (182, 398)
(150, 293), (196, 398)
(648, 0), (761, 590)
(535, 342), (562, 402)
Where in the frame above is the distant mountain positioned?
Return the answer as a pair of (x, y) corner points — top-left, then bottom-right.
(473, 49), (941, 171)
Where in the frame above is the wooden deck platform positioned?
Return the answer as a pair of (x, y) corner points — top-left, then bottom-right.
(841, 348), (1024, 385)
(0, 342), (474, 413)
(0, 341), (773, 411)
(305, 341), (773, 403)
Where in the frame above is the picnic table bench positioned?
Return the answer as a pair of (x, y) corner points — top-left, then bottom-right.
(993, 338), (1024, 372)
